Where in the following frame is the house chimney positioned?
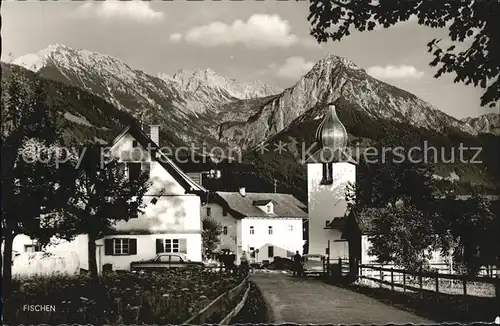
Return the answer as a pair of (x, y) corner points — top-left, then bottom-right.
(239, 187), (246, 197)
(149, 125), (160, 145)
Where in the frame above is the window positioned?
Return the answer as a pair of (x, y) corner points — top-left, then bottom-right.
(325, 220), (330, 227)
(268, 246), (274, 258)
(24, 243), (42, 252)
(114, 239), (129, 255)
(268, 226), (273, 235)
(250, 247), (255, 258)
(128, 162), (142, 180)
(206, 207), (211, 217)
(159, 255), (170, 262)
(170, 255), (182, 263)
(288, 225), (293, 231)
(166, 239), (180, 253)
(321, 163), (334, 185)
(222, 208), (228, 216)
(132, 140), (138, 148)
(223, 226), (228, 235)
(249, 226), (254, 235)
(156, 238), (187, 254)
(141, 162), (151, 176)
(266, 205), (272, 213)
(104, 238), (137, 256)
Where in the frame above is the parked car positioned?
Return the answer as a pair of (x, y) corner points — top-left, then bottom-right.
(130, 253), (205, 272)
(302, 254), (326, 276)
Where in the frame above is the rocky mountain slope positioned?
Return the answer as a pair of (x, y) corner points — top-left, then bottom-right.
(10, 44), (499, 199)
(1, 63), (183, 149)
(462, 112), (500, 135)
(12, 44), (280, 149)
(217, 54), (478, 149)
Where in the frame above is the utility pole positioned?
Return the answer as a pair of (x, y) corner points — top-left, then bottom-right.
(274, 179), (277, 193)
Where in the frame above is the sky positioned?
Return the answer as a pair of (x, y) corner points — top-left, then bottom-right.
(2, 0), (498, 119)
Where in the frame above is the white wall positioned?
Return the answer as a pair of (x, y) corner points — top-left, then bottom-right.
(239, 218), (303, 263)
(307, 162), (355, 258)
(11, 234), (101, 273)
(110, 132), (203, 234)
(101, 233), (202, 270)
(201, 202), (238, 252)
(12, 233), (202, 272)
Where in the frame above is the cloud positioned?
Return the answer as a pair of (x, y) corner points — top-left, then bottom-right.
(276, 57), (315, 80)
(77, 1), (165, 23)
(172, 14), (303, 48)
(169, 33), (182, 42)
(366, 65), (424, 80)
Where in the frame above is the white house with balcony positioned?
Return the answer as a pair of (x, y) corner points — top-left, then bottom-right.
(201, 188), (307, 264)
(10, 124), (207, 273)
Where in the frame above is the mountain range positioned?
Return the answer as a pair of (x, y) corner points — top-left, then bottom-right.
(5, 44), (500, 201)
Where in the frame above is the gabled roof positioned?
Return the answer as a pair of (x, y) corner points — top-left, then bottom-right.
(252, 199), (277, 206)
(324, 216), (347, 229)
(215, 192), (308, 219)
(108, 124), (207, 195)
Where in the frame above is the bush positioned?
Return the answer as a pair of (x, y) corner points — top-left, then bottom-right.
(269, 257), (293, 270)
(5, 269), (244, 325)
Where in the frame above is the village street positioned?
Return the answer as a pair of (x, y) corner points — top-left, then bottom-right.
(252, 272), (432, 324)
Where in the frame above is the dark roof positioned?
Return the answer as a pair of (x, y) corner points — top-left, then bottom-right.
(108, 125), (207, 195)
(324, 217), (347, 229)
(215, 192), (308, 219)
(304, 147), (358, 165)
(252, 199), (276, 206)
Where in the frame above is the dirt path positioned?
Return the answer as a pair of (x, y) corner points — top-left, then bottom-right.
(251, 272), (433, 324)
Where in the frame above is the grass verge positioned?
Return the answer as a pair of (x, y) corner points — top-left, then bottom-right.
(343, 281), (499, 323)
(230, 281), (271, 324)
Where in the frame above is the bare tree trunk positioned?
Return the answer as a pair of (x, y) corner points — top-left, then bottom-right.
(3, 230), (15, 295)
(88, 233), (98, 279)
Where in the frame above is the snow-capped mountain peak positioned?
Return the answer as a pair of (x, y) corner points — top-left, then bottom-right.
(159, 68), (281, 100)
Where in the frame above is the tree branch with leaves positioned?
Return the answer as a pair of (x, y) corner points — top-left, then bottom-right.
(308, 0), (500, 107)
(65, 146), (151, 279)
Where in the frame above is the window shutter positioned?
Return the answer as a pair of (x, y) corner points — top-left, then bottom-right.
(104, 239), (113, 256)
(156, 239), (164, 254)
(179, 238), (187, 254)
(128, 162), (141, 180)
(129, 238), (137, 255)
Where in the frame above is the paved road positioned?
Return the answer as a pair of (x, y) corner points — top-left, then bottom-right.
(251, 272), (433, 324)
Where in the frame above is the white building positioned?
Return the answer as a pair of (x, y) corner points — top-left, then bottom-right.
(201, 188), (307, 264)
(11, 124), (207, 273)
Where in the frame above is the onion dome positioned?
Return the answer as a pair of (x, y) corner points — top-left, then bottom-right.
(315, 103), (348, 161)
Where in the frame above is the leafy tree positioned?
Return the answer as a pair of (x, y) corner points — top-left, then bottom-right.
(346, 145), (439, 270)
(201, 217), (222, 260)
(346, 139), (498, 273)
(439, 191), (497, 275)
(367, 204), (438, 272)
(308, 0), (500, 107)
(64, 146), (150, 279)
(1, 71), (74, 293)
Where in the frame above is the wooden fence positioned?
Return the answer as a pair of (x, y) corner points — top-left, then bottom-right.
(183, 275), (249, 325)
(358, 264), (500, 299)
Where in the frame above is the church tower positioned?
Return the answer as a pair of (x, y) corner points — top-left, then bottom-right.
(306, 103), (356, 259)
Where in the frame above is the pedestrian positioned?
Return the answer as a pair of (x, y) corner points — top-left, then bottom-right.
(240, 251), (249, 276)
(293, 251), (303, 277)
